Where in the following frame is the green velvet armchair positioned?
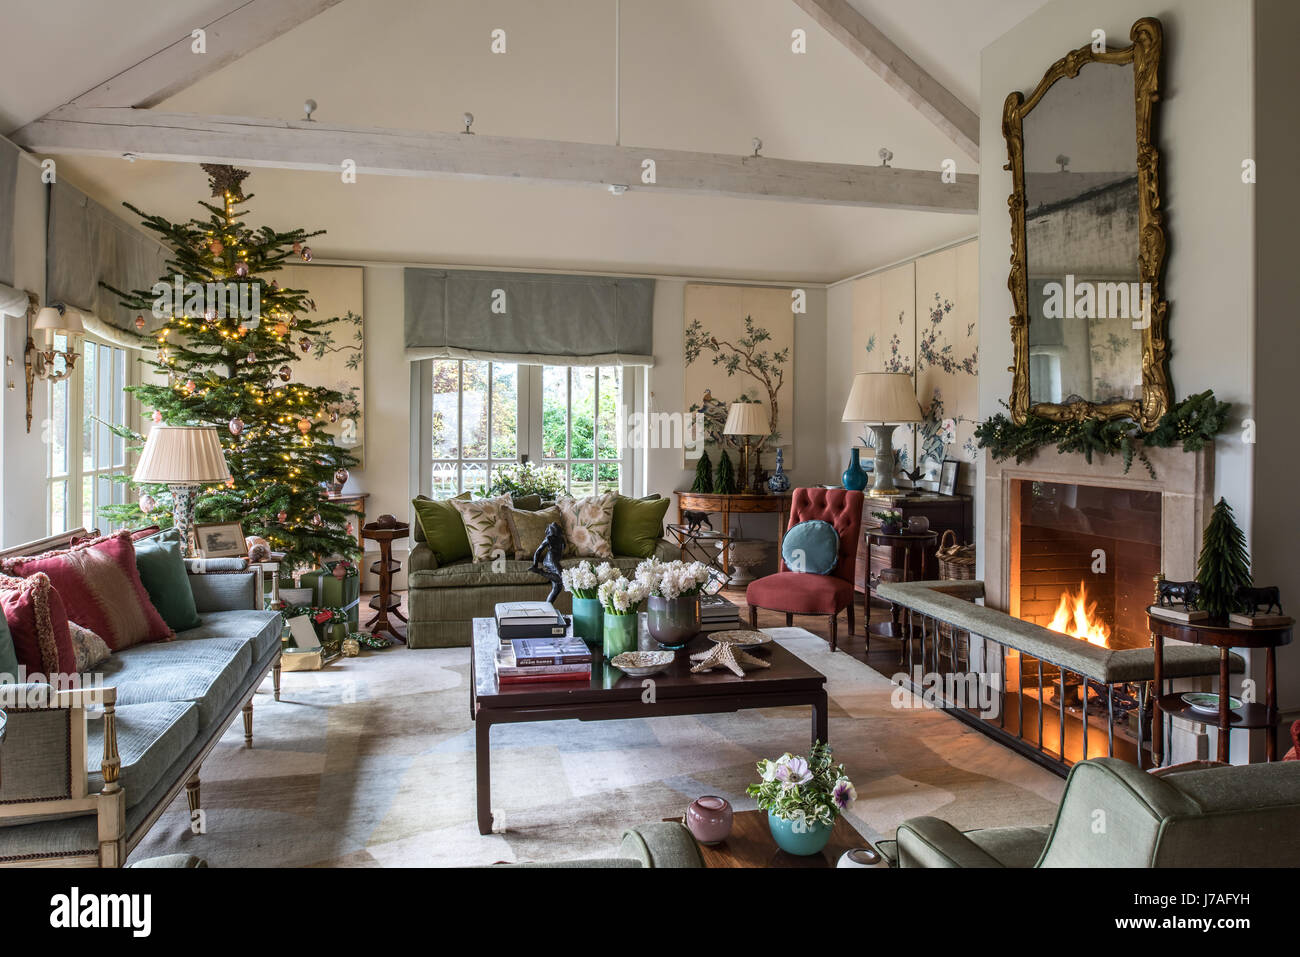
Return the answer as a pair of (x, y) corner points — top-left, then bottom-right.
(878, 757), (1300, 867)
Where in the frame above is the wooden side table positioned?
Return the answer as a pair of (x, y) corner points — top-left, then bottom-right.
(1149, 613), (1293, 764)
(674, 491), (792, 573)
(362, 525), (409, 643)
(864, 530), (938, 646)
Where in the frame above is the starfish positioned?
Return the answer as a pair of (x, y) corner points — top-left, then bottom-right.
(690, 643), (771, 677)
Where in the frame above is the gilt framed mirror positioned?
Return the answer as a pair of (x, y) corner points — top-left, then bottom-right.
(1003, 17), (1170, 430)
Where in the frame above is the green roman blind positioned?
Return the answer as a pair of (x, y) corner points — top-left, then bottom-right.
(404, 268), (655, 367)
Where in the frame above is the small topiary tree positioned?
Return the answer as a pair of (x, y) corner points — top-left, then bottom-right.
(691, 451), (714, 493)
(713, 450), (736, 495)
(1196, 497), (1251, 621)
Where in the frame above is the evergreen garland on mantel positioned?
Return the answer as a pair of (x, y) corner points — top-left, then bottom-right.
(974, 390), (1230, 478)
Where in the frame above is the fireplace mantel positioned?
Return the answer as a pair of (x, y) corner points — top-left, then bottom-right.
(983, 443), (1215, 615)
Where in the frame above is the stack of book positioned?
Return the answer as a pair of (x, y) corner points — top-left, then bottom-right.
(495, 601), (567, 639)
(495, 634), (593, 685)
(700, 593), (741, 632)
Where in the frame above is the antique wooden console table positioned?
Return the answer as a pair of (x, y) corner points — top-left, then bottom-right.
(674, 491), (792, 574)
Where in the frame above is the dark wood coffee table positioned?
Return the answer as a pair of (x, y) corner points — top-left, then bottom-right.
(665, 809), (874, 868)
(471, 619), (829, 835)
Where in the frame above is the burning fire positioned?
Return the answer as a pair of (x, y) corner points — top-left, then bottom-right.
(1047, 582), (1110, 647)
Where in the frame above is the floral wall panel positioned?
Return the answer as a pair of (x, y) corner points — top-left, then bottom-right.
(278, 264), (365, 467)
(914, 242), (979, 484)
(849, 262), (916, 477)
(684, 283), (794, 468)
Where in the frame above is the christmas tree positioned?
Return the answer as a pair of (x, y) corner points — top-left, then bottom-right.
(102, 165), (360, 571)
(713, 450), (736, 494)
(690, 451), (713, 493)
(1195, 497), (1251, 620)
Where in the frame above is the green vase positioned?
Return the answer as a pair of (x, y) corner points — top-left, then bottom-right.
(603, 612), (638, 659)
(572, 596), (603, 649)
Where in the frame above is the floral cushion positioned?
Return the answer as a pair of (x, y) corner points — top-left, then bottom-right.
(0, 530), (173, 651)
(0, 572), (77, 676)
(69, 622), (112, 672)
(555, 493), (618, 559)
(450, 494), (515, 563)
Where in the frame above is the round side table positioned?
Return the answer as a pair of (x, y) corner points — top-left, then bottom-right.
(362, 524), (410, 642)
(1148, 613), (1293, 764)
(864, 530), (938, 652)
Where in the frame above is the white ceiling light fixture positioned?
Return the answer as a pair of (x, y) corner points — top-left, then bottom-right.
(462, 112), (475, 135)
(303, 99), (317, 122)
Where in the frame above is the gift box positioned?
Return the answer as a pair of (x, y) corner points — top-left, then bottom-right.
(300, 561), (361, 628)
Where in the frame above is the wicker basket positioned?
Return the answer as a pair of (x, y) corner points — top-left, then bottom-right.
(936, 529), (976, 581)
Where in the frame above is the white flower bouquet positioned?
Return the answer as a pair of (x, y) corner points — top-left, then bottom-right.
(634, 558), (713, 600)
(597, 573), (650, 615)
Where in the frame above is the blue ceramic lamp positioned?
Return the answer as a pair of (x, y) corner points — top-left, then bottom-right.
(840, 372), (923, 497)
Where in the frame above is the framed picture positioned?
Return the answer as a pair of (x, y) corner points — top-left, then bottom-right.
(194, 521), (247, 559)
(939, 460), (960, 497)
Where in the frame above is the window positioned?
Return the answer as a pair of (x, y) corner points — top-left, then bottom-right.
(421, 361), (639, 498)
(46, 333), (138, 535)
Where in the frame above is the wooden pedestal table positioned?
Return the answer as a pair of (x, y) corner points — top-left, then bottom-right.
(863, 530), (938, 657)
(1149, 613), (1293, 764)
(362, 525), (409, 643)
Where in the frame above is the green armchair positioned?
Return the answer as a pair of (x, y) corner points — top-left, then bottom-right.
(879, 757), (1300, 867)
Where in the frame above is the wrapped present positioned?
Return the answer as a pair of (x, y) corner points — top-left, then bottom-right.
(301, 560), (361, 628)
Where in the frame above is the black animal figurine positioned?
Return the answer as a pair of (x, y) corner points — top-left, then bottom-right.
(1235, 584), (1283, 617)
(528, 522), (568, 604)
(1157, 579), (1201, 611)
(683, 509), (713, 534)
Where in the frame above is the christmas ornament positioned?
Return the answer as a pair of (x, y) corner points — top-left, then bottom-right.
(225, 477), (235, 488)
(245, 351), (256, 364)
(299, 336), (311, 352)
(201, 163), (251, 201)
(345, 522), (354, 535)
(184, 379), (197, 394)
(209, 239), (224, 255)
(228, 417), (244, 436)
(292, 241), (302, 254)
(235, 261), (249, 278)
(139, 493), (156, 513)
(274, 321), (289, 336)
(333, 467), (349, 488)
(332, 561), (350, 580)
(277, 511), (288, 523)
(329, 411), (339, 423)
(299, 245), (313, 262)
(270, 279), (279, 290)
(341, 637), (360, 658)
(278, 365), (292, 382)
(297, 418), (312, 434)
(152, 410), (163, 423)
(134, 315), (146, 330)
(311, 512), (323, 527)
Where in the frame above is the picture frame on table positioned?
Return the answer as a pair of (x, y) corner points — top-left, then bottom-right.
(938, 460), (960, 496)
(194, 521), (248, 559)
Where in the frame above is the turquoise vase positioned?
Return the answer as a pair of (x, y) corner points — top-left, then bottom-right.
(841, 447), (868, 491)
(571, 596), (603, 649)
(768, 811), (834, 856)
(603, 612), (638, 659)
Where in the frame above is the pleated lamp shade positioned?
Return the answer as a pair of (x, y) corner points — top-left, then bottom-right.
(133, 425), (232, 485)
(723, 400), (769, 436)
(841, 372), (923, 424)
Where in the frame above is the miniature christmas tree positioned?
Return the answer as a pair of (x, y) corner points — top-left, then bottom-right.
(691, 451), (714, 493)
(713, 450), (736, 495)
(101, 165), (360, 571)
(1196, 497), (1251, 620)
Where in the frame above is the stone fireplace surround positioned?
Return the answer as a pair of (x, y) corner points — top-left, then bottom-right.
(984, 442), (1216, 761)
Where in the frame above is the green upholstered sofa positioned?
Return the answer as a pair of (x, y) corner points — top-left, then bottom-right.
(498, 822), (706, 868)
(878, 757), (1300, 867)
(406, 498), (679, 649)
(0, 531), (282, 867)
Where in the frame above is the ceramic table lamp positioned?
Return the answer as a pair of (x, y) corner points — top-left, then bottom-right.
(840, 372), (923, 496)
(133, 425), (232, 556)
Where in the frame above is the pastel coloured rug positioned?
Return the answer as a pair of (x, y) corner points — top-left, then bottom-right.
(130, 628), (1065, 866)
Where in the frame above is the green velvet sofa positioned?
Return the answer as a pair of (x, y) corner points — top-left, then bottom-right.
(406, 497), (679, 649)
(0, 530), (282, 867)
(878, 756), (1300, 867)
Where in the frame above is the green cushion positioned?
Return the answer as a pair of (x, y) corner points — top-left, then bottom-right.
(412, 492), (472, 564)
(503, 505), (563, 559)
(511, 494), (543, 511)
(781, 520), (840, 575)
(611, 495), (670, 558)
(134, 528), (202, 631)
(0, 612), (20, 680)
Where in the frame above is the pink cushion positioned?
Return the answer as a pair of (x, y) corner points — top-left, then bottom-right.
(782, 488), (864, 584)
(0, 573), (77, 676)
(1, 531), (173, 651)
(747, 571), (855, 617)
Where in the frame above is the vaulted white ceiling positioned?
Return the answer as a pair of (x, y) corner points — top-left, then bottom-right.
(5, 0), (1050, 282)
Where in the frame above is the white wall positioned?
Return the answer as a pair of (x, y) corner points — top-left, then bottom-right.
(1, 148), (49, 547)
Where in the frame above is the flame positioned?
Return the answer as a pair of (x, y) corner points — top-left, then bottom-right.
(1047, 581), (1110, 647)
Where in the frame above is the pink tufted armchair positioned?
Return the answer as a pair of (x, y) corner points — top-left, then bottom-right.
(745, 487), (864, 652)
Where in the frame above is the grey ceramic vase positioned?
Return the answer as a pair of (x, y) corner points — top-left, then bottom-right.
(646, 595), (701, 649)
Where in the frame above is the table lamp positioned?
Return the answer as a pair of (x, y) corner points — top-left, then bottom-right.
(133, 425), (232, 556)
(723, 400), (769, 493)
(840, 372), (923, 496)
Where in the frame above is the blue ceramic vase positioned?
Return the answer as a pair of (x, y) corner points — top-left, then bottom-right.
(841, 447), (868, 491)
(571, 596), (603, 649)
(767, 811), (834, 856)
(768, 448), (791, 493)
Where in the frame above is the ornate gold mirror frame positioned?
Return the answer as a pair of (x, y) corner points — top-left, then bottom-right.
(1003, 16), (1169, 430)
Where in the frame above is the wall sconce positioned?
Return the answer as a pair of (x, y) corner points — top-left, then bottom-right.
(24, 300), (82, 433)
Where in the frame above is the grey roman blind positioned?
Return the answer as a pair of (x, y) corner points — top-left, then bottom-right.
(46, 180), (168, 342)
(404, 268), (655, 366)
(0, 136), (18, 288)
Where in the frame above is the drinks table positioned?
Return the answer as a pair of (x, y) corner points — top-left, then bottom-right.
(471, 619), (828, 836)
(361, 524), (409, 642)
(1148, 613), (1293, 763)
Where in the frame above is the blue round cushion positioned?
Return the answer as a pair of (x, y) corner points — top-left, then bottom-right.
(781, 520), (840, 575)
